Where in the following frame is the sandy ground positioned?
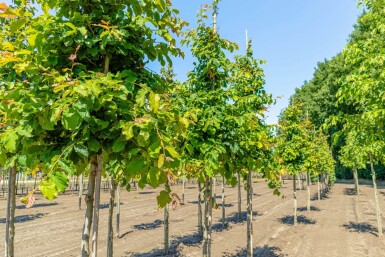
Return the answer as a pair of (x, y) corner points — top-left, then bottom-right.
(1, 180), (385, 257)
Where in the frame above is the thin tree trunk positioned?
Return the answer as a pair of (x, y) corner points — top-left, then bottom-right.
(78, 174), (84, 210)
(237, 172), (241, 220)
(164, 200), (169, 255)
(369, 152), (382, 237)
(91, 153), (103, 257)
(9, 167), (16, 257)
(221, 175), (225, 228)
(81, 156), (97, 257)
(306, 172), (310, 211)
(107, 178), (116, 257)
(198, 181), (203, 237)
(298, 173), (302, 190)
(182, 176), (185, 204)
(202, 176), (213, 257)
(246, 171), (253, 257)
(317, 175), (321, 201)
(353, 166), (359, 195)
(293, 174), (297, 226)
(115, 184), (120, 238)
(5, 172), (11, 257)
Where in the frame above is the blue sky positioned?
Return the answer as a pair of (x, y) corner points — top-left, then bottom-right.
(4, 0), (362, 124)
(170, 0), (362, 124)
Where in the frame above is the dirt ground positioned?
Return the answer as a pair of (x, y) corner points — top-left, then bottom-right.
(1, 180), (385, 257)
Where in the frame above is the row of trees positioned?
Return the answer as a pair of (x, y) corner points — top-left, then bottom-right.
(287, 0), (385, 236)
(0, 0), (339, 256)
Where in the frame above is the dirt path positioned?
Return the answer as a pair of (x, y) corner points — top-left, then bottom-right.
(0, 181), (385, 256)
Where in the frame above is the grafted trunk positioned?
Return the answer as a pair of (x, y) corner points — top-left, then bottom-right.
(293, 174), (297, 225)
(317, 175), (321, 201)
(107, 178), (116, 257)
(221, 175), (225, 228)
(237, 172), (241, 220)
(306, 172), (310, 211)
(164, 201), (169, 255)
(182, 177), (185, 204)
(353, 166), (359, 195)
(115, 184), (120, 238)
(5, 167), (16, 257)
(202, 176), (213, 257)
(78, 174), (84, 210)
(91, 153), (103, 257)
(81, 156), (97, 257)
(246, 171), (253, 257)
(369, 153), (382, 237)
(198, 181), (203, 237)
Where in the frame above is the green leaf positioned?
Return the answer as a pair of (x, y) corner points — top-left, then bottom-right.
(62, 108), (82, 130)
(112, 137), (126, 153)
(157, 190), (172, 208)
(0, 148), (7, 165)
(10, 18), (26, 33)
(88, 139), (100, 152)
(2, 131), (19, 153)
(149, 92), (160, 113)
(58, 160), (76, 174)
(137, 131), (150, 146)
(122, 122), (135, 140)
(165, 146), (179, 158)
(136, 88), (148, 106)
(49, 172), (69, 193)
(127, 156), (147, 176)
(39, 181), (58, 200)
(74, 143), (89, 158)
(155, 0), (166, 12)
(148, 167), (160, 188)
(78, 27), (87, 36)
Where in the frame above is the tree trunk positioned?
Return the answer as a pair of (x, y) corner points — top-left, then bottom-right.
(317, 175), (321, 201)
(246, 171), (253, 257)
(202, 176), (213, 257)
(221, 175), (225, 228)
(293, 174), (297, 226)
(237, 172), (241, 220)
(115, 184), (120, 238)
(164, 201), (169, 255)
(182, 176), (185, 204)
(369, 153), (382, 237)
(81, 156), (97, 257)
(78, 174), (84, 210)
(5, 167), (16, 257)
(198, 181), (203, 237)
(306, 172), (310, 211)
(353, 166), (359, 195)
(298, 173), (302, 190)
(107, 178), (116, 257)
(92, 153), (103, 257)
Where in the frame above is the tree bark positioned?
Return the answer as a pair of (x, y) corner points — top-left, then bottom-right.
(317, 175), (321, 201)
(237, 172), (241, 220)
(198, 181), (203, 237)
(221, 175), (225, 228)
(115, 184), (120, 238)
(182, 176), (185, 204)
(81, 156), (97, 257)
(202, 176), (213, 257)
(5, 172), (11, 257)
(353, 166), (359, 195)
(91, 153), (103, 257)
(293, 174), (297, 226)
(246, 171), (253, 257)
(5, 167), (16, 257)
(369, 152), (382, 237)
(78, 174), (84, 210)
(107, 178), (116, 257)
(164, 201), (169, 255)
(306, 172), (310, 211)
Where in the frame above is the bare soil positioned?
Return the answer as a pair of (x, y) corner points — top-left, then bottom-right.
(1, 181), (385, 257)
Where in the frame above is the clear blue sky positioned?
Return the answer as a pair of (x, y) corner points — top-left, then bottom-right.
(4, 0), (361, 124)
(169, 0), (362, 124)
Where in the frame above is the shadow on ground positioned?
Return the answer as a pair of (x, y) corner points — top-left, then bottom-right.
(0, 213), (47, 223)
(126, 231), (202, 257)
(223, 245), (286, 257)
(133, 219), (163, 231)
(278, 215), (316, 225)
(343, 221), (379, 236)
(16, 202), (57, 209)
(344, 188), (358, 196)
(99, 202), (124, 209)
(298, 206), (321, 212)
